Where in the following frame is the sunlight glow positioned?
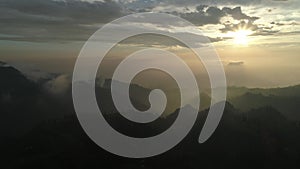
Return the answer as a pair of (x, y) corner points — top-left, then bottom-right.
(227, 29), (253, 45)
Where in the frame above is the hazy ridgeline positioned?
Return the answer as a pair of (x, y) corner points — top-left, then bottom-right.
(1, 62), (300, 169)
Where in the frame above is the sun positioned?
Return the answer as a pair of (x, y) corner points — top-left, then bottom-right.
(227, 29), (253, 45)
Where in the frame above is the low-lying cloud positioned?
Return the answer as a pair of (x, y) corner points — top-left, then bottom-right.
(44, 74), (71, 95)
(228, 60), (244, 66)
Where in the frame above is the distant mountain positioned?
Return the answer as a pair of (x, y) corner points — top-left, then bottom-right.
(229, 92), (300, 120)
(227, 85), (300, 98)
(97, 78), (211, 116)
(250, 85), (300, 97)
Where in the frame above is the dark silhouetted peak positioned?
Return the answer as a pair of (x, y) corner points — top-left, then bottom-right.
(0, 61), (8, 67)
(214, 101), (239, 122)
(0, 61), (37, 96)
(224, 101), (235, 111)
(207, 101), (237, 116)
(0, 61), (24, 79)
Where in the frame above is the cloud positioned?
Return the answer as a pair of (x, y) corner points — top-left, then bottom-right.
(178, 6), (225, 26)
(0, 0), (128, 42)
(176, 6), (258, 26)
(220, 20), (279, 36)
(222, 6), (259, 21)
(44, 74), (71, 95)
(220, 20), (258, 32)
(228, 61), (244, 66)
(271, 21), (299, 26)
(0, 0), (297, 43)
(127, 0), (264, 7)
(1, 0), (125, 22)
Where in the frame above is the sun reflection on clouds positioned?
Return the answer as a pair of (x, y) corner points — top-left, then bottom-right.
(226, 29), (254, 45)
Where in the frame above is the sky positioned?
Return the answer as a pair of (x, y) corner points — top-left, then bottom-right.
(0, 0), (299, 88)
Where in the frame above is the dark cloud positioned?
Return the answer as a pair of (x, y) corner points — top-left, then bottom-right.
(271, 21), (299, 26)
(178, 6), (258, 26)
(0, 0), (290, 42)
(1, 0), (125, 23)
(0, 0), (128, 42)
(178, 6), (225, 26)
(0, 0), (259, 42)
(220, 20), (258, 32)
(222, 6), (259, 21)
(220, 20), (279, 36)
(208, 37), (225, 43)
(129, 0), (264, 7)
